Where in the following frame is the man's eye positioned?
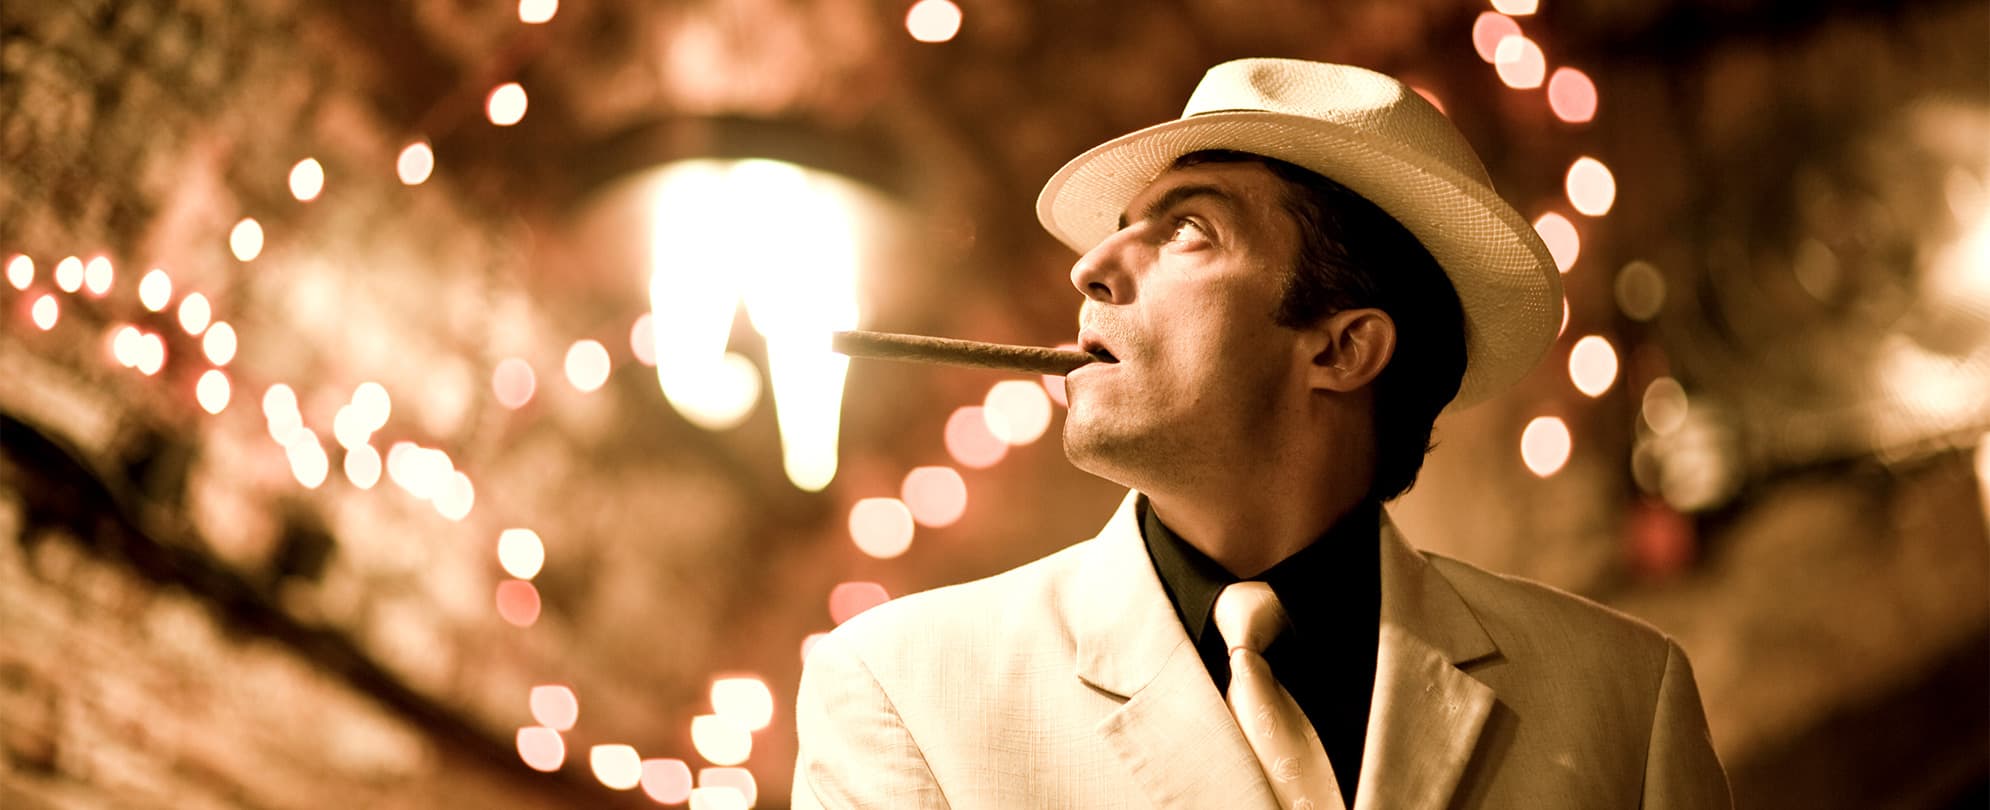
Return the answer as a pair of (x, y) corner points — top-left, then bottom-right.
(1166, 218), (1208, 244)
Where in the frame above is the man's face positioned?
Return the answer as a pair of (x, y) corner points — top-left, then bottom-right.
(1062, 161), (1312, 485)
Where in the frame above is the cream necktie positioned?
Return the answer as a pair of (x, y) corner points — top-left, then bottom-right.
(1213, 581), (1346, 810)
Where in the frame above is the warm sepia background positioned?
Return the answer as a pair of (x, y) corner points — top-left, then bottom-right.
(2, 1), (1986, 808)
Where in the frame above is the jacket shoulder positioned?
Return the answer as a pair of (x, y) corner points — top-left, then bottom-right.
(1425, 552), (1674, 674)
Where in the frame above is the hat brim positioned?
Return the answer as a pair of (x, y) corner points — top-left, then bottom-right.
(1036, 110), (1563, 408)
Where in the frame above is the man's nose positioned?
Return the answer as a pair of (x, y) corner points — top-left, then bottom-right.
(1069, 228), (1137, 305)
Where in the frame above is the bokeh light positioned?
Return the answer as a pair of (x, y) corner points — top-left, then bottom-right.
(332, 405), (372, 450)
(629, 313), (656, 366)
(1471, 12), (1520, 63)
(710, 676), (775, 731)
(496, 580), (542, 627)
(660, 351), (761, 430)
(698, 769), (758, 808)
(436, 471), (475, 521)
(1533, 212), (1580, 273)
(134, 333), (167, 376)
(352, 382), (392, 430)
(54, 256), (83, 292)
(1490, 0), (1538, 15)
(487, 83), (528, 126)
(828, 581), (890, 624)
(944, 406), (1008, 469)
(179, 292), (212, 335)
(499, 528), (547, 579)
(285, 429), (330, 488)
(689, 787), (749, 810)
(1494, 35), (1547, 89)
(1520, 416), (1572, 477)
(518, 0), (558, 24)
(203, 321), (238, 366)
(1547, 67), (1598, 123)
(263, 385), (302, 440)
(1568, 335), (1620, 397)
(905, 0), (963, 43)
(641, 759), (694, 804)
(493, 358), (537, 409)
(196, 369), (231, 414)
(5, 255), (31, 289)
(230, 218), (264, 262)
(983, 379), (1053, 445)
(397, 142), (435, 186)
(139, 268), (172, 311)
(590, 744), (642, 790)
(689, 714), (751, 767)
(901, 465), (968, 528)
(1565, 157), (1617, 216)
(849, 497), (915, 559)
(112, 325), (142, 368)
(565, 339), (611, 392)
(30, 295), (57, 330)
(83, 256), (113, 296)
(800, 632), (828, 662)
(1615, 260), (1667, 321)
(1642, 377), (1689, 435)
(289, 158), (324, 201)
(344, 444), (382, 489)
(516, 727), (565, 772)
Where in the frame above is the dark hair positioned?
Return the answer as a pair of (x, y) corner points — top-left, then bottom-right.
(1174, 150), (1468, 501)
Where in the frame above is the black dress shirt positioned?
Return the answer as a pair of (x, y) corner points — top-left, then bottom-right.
(1140, 498), (1381, 801)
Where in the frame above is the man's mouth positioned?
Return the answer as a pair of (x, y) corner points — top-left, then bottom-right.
(1078, 333), (1120, 364)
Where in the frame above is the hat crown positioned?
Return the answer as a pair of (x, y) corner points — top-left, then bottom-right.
(1182, 58), (1492, 189)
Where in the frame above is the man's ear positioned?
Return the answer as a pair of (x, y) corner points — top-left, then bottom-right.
(1304, 307), (1396, 393)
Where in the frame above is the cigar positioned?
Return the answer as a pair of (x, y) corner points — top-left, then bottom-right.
(832, 330), (1095, 376)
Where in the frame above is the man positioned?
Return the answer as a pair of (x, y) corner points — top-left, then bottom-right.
(792, 59), (1731, 809)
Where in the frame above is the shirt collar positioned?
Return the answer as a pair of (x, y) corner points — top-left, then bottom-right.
(1141, 496), (1382, 644)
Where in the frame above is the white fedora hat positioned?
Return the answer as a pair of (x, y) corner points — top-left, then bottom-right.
(1037, 58), (1563, 408)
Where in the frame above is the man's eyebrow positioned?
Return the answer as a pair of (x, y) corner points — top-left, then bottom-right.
(1116, 184), (1237, 230)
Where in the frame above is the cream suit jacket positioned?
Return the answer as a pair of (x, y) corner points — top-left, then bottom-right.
(792, 493), (1732, 809)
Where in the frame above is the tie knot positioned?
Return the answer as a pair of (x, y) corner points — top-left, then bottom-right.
(1212, 581), (1289, 655)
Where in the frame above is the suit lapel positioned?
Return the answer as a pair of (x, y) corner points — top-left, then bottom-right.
(1351, 516), (1500, 810)
(1074, 492), (1280, 810)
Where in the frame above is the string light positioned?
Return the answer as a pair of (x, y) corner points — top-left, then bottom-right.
(944, 406), (1008, 468)
(134, 333), (167, 376)
(1471, 13), (1521, 63)
(983, 379), (1052, 445)
(641, 759), (695, 805)
(564, 339), (610, 392)
(1642, 378), (1689, 435)
(1490, 0), (1538, 15)
(710, 677), (775, 731)
(1494, 35), (1547, 89)
(499, 528), (546, 579)
(436, 471), (475, 521)
(688, 715), (751, 767)
(1520, 416), (1572, 477)
(54, 256), (83, 292)
(204, 321), (238, 365)
(828, 581), (889, 624)
(344, 444), (383, 489)
(1615, 260), (1666, 321)
(689, 787), (749, 810)
(496, 580), (542, 627)
(5, 255), (30, 290)
(139, 269), (172, 310)
(1533, 212), (1580, 273)
(285, 428), (331, 488)
(83, 256), (113, 296)
(230, 218), (264, 262)
(590, 744), (643, 790)
(30, 295), (57, 330)
(179, 292), (213, 335)
(493, 358), (537, 409)
(698, 769), (758, 808)
(289, 158), (325, 201)
(1547, 67), (1598, 123)
(487, 83), (529, 126)
(196, 369), (232, 414)
(352, 382), (392, 430)
(905, 0), (962, 43)
(849, 497), (915, 559)
(629, 313), (657, 365)
(516, 727), (565, 772)
(1565, 157), (1617, 216)
(113, 326), (143, 367)
(1568, 335), (1619, 397)
(518, 0), (558, 24)
(263, 385), (302, 441)
(397, 142), (435, 185)
(530, 684), (578, 730)
(900, 465), (967, 528)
